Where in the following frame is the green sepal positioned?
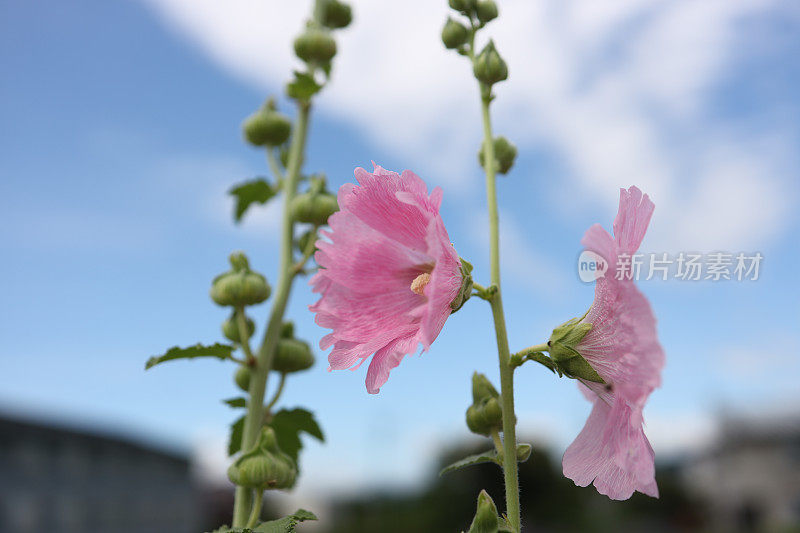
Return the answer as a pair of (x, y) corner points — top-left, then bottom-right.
(450, 258), (474, 312)
(548, 317), (604, 383)
(145, 343), (234, 370)
(471, 372), (499, 403)
(468, 490), (500, 533)
(229, 179), (276, 223)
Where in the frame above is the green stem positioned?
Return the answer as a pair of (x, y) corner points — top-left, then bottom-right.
(490, 428), (504, 456)
(480, 89), (521, 532)
(235, 306), (256, 365)
(267, 148), (285, 183)
(232, 101), (312, 528)
(245, 489), (264, 528)
(517, 343), (549, 356)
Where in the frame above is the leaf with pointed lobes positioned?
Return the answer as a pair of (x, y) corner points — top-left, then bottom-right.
(229, 178), (276, 222)
(145, 343), (234, 370)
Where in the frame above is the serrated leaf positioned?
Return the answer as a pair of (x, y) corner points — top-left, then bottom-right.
(254, 509), (318, 532)
(286, 72), (322, 101)
(440, 450), (500, 476)
(229, 178), (276, 222)
(269, 408), (324, 465)
(228, 415), (245, 456)
(223, 397), (247, 408)
(145, 343), (234, 370)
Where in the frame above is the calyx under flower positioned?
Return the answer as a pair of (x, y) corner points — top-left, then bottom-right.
(547, 316), (604, 383)
(450, 258), (474, 312)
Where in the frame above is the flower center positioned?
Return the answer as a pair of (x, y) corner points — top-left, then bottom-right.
(410, 272), (432, 296)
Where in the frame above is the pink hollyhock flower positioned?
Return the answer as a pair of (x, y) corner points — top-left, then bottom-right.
(556, 186), (664, 500)
(309, 165), (464, 394)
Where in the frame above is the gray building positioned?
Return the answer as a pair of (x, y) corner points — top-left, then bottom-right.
(0, 412), (200, 533)
(682, 416), (800, 532)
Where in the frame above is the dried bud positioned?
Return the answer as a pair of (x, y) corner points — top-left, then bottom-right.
(442, 18), (469, 50)
(294, 28), (337, 64)
(319, 0), (352, 29)
(210, 252), (271, 307)
(479, 136), (517, 175)
(475, 0), (498, 24)
(473, 40), (508, 86)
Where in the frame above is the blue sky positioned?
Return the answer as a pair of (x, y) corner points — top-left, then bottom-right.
(1, 0), (799, 497)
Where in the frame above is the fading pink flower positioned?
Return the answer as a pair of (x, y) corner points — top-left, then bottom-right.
(560, 186), (664, 500)
(309, 165), (463, 394)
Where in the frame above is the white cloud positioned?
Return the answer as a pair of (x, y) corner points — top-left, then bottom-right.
(141, 0), (797, 251)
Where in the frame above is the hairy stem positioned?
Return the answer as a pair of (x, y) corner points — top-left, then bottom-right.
(480, 90), (521, 532)
(232, 101), (312, 527)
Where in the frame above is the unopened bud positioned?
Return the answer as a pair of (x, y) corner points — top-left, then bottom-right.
(281, 321), (295, 339)
(242, 107), (292, 147)
(449, 0), (475, 15)
(472, 372), (499, 403)
(210, 252), (271, 307)
(227, 427), (296, 490)
(473, 40), (508, 86)
(475, 0), (498, 24)
(234, 366), (252, 392)
(289, 177), (339, 225)
(273, 338), (315, 374)
(294, 28), (337, 64)
(319, 0), (352, 29)
(222, 311), (255, 343)
(466, 397), (502, 436)
(479, 136), (517, 175)
(442, 18), (469, 50)
(296, 229), (318, 255)
(469, 490), (500, 533)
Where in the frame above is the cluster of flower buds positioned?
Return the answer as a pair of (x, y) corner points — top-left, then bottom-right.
(465, 372), (503, 436)
(227, 427), (297, 490)
(242, 97), (292, 148)
(211, 252), (271, 308)
(290, 175), (339, 226)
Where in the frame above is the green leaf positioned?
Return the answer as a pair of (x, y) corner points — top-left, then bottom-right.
(229, 178), (276, 222)
(286, 72), (322, 101)
(145, 343), (234, 370)
(254, 509), (318, 532)
(223, 397), (247, 408)
(439, 449), (500, 477)
(228, 415), (245, 456)
(269, 408), (324, 464)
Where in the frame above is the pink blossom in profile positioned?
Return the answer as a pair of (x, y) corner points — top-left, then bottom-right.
(561, 186), (665, 500)
(309, 165), (463, 394)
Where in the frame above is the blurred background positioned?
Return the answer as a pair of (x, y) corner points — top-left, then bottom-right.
(1, 0), (799, 531)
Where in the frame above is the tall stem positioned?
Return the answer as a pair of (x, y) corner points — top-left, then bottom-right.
(480, 90), (521, 531)
(232, 101), (312, 527)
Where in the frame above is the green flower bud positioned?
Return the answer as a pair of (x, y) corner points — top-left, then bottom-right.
(472, 372), (499, 403)
(473, 40), (508, 86)
(466, 397), (502, 436)
(441, 18), (469, 50)
(450, 258), (474, 312)
(273, 338), (315, 374)
(478, 136), (517, 175)
(548, 317), (604, 383)
(227, 427), (296, 490)
(319, 0), (352, 29)
(294, 28), (337, 64)
(469, 490), (500, 533)
(222, 311), (255, 343)
(449, 0), (476, 15)
(210, 252), (271, 307)
(242, 107), (292, 147)
(234, 365), (252, 392)
(289, 177), (339, 225)
(280, 320), (295, 339)
(516, 443), (532, 463)
(296, 229), (318, 255)
(475, 0), (498, 24)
